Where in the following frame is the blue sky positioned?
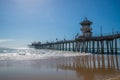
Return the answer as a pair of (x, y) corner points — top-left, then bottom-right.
(0, 0), (120, 48)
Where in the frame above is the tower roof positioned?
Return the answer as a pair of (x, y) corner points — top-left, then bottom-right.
(80, 18), (92, 25)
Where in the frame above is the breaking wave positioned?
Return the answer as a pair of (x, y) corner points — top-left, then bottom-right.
(0, 48), (91, 60)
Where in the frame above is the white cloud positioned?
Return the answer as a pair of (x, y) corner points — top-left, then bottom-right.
(0, 39), (29, 48)
(0, 39), (15, 43)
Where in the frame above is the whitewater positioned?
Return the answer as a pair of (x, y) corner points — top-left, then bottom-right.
(0, 48), (91, 60)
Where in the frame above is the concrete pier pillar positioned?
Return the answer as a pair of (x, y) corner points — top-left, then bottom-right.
(115, 39), (117, 54)
(69, 42), (71, 51)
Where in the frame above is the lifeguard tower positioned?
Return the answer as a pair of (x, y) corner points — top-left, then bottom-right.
(80, 18), (92, 37)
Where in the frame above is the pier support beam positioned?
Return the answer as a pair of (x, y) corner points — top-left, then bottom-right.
(115, 39), (117, 54)
(97, 41), (100, 53)
(106, 41), (109, 54)
(72, 42), (75, 52)
(63, 43), (64, 51)
(69, 42), (71, 51)
(92, 41), (95, 53)
(89, 41), (91, 52)
(100, 41), (104, 54)
(65, 43), (67, 51)
(110, 40), (114, 54)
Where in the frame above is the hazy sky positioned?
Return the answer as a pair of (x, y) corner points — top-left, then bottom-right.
(0, 0), (120, 48)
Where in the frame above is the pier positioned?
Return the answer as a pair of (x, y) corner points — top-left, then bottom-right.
(30, 18), (120, 54)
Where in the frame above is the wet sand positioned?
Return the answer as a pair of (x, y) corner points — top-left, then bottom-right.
(0, 54), (120, 80)
(105, 75), (120, 80)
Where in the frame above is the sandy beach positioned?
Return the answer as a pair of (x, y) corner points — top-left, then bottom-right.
(0, 54), (120, 80)
(105, 75), (120, 80)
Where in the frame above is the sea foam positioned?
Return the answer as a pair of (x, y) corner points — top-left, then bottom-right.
(0, 48), (91, 60)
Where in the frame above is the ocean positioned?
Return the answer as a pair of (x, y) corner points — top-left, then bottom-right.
(0, 48), (120, 80)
